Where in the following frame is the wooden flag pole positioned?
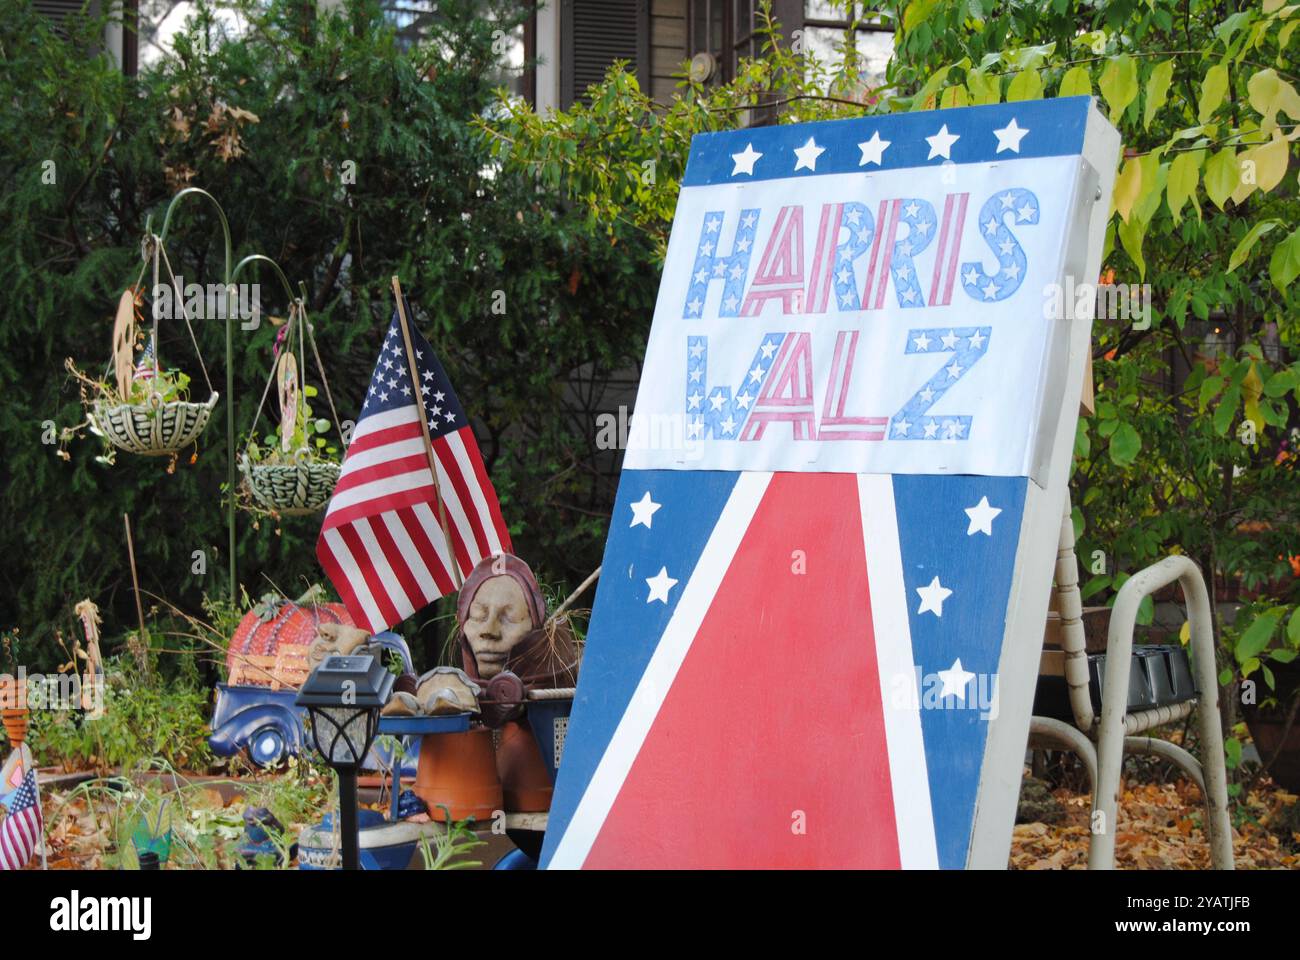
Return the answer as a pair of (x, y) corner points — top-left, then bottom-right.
(391, 276), (463, 589)
(123, 513), (149, 643)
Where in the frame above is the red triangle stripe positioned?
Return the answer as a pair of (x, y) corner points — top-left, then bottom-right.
(585, 472), (901, 868)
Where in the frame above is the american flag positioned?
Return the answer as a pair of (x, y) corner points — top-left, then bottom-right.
(0, 768), (42, 871)
(316, 307), (512, 633)
(133, 335), (157, 382)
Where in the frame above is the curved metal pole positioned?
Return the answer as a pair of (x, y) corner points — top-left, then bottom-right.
(145, 188), (237, 603)
(232, 254), (297, 307)
(1027, 716), (1098, 801)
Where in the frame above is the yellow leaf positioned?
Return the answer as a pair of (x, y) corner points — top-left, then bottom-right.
(1233, 145), (1261, 205)
(1112, 156), (1143, 222)
(1254, 131), (1290, 192)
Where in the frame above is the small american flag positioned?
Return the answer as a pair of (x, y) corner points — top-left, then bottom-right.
(0, 768), (42, 871)
(133, 335), (157, 382)
(316, 305), (512, 632)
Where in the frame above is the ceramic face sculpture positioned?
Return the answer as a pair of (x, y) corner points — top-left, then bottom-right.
(462, 574), (533, 679)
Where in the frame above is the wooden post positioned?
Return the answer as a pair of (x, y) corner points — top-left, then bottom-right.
(123, 513), (148, 642)
(390, 277), (462, 589)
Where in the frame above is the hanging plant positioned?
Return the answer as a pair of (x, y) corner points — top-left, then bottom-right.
(239, 298), (343, 517)
(63, 235), (219, 466)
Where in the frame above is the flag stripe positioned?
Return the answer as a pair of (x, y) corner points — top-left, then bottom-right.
(362, 516), (421, 620)
(345, 521), (409, 626)
(458, 430), (513, 553)
(382, 510), (441, 604)
(333, 451), (431, 495)
(410, 503), (459, 589)
(321, 527), (387, 631)
(447, 429), (507, 556)
(433, 434), (492, 558)
(858, 474), (940, 869)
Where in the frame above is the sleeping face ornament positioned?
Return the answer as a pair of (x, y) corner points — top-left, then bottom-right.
(462, 573), (533, 679)
(455, 553), (580, 689)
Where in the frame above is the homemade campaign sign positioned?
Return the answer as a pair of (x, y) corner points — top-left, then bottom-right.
(544, 97), (1120, 868)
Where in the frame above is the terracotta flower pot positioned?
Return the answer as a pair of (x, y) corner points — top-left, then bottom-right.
(0, 677), (28, 748)
(496, 720), (554, 813)
(412, 728), (502, 823)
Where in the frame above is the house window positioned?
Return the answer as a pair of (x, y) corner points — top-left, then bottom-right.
(561, 0), (647, 108)
(382, 0), (530, 102)
(802, 1), (892, 87)
(688, 1), (891, 87)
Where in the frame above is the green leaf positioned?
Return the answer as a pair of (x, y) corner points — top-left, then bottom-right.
(1059, 65), (1091, 97)
(1289, 608), (1300, 646)
(1080, 574), (1111, 600)
(1144, 60), (1174, 129)
(1136, 595), (1155, 627)
(1166, 149), (1202, 222)
(1108, 421), (1141, 466)
(1228, 219), (1280, 272)
(1198, 63), (1229, 123)
(1269, 226), (1300, 292)
(1225, 736), (1242, 769)
(1203, 148), (1238, 210)
(1198, 374), (1225, 410)
(903, 0), (944, 32)
(1118, 216), (1147, 279)
(1218, 668), (1235, 688)
(1213, 383), (1241, 435)
(314, 418), (330, 434)
(1272, 649), (1299, 664)
(1007, 68), (1043, 102)
(1235, 611), (1282, 663)
(1099, 55), (1138, 122)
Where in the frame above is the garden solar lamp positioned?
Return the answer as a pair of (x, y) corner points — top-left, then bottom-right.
(296, 654), (394, 870)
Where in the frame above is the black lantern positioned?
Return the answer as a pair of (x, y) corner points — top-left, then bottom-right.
(296, 654), (394, 869)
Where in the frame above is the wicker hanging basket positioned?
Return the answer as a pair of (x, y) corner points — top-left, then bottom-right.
(92, 391), (219, 457)
(241, 451), (340, 515)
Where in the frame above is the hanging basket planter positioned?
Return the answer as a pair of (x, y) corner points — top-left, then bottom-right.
(92, 392), (220, 457)
(66, 238), (220, 462)
(238, 293), (345, 517)
(242, 452), (340, 515)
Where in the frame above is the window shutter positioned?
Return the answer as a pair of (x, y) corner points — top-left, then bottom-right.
(34, 0), (100, 38)
(562, 0), (648, 108)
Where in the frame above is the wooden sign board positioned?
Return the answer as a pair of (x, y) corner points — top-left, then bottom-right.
(543, 97), (1120, 868)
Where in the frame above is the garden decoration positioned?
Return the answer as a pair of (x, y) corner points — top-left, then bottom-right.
(225, 587), (354, 680)
(404, 552), (581, 828)
(295, 653), (395, 869)
(68, 232), (219, 462)
(0, 630), (28, 749)
(542, 97), (1124, 869)
(72, 599), (105, 716)
(237, 263), (346, 517)
(212, 597), (417, 771)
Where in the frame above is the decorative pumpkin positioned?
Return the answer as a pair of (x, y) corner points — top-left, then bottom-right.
(226, 595), (354, 678)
